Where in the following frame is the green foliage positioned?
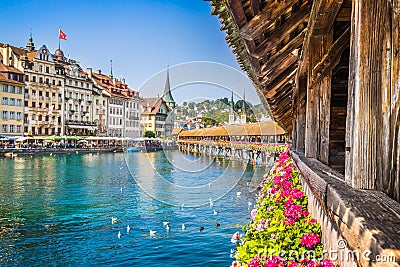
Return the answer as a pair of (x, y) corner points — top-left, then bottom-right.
(230, 151), (330, 266)
(175, 98), (268, 125)
(144, 130), (156, 138)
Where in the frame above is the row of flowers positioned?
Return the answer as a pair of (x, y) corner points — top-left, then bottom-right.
(178, 140), (287, 152)
(230, 150), (337, 267)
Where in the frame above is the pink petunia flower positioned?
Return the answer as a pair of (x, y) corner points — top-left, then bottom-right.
(231, 231), (240, 243)
(301, 233), (321, 248)
(251, 208), (258, 220)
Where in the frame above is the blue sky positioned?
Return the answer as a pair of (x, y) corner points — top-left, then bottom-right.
(0, 0), (262, 105)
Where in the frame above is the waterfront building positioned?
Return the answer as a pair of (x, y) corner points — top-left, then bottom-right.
(141, 68), (175, 138)
(0, 63), (25, 136)
(55, 53), (97, 136)
(91, 70), (141, 138)
(1, 39), (65, 136)
(87, 68), (109, 136)
(141, 97), (171, 138)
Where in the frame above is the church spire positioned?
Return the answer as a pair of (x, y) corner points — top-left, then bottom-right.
(110, 59), (113, 78)
(162, 65), (175, 108)
(229, 89), (235, 125)
(240, 89), (247, 124)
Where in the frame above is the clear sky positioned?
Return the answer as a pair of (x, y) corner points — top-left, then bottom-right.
(0, 0), (263, 105)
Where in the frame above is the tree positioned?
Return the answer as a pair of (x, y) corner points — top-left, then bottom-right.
(144, 130), (156, 138)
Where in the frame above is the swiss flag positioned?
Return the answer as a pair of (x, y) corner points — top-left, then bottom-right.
(59, 29), (67, 40)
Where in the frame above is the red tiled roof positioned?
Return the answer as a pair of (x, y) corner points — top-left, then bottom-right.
(141, 97), (163, 115)
(0, 72), (24, 85)
(92, 72), (139, 99)
(0, 64), (23, 74)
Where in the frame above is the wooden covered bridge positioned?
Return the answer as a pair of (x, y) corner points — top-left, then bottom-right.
(177, 121), (286, 164)
(209, 0), (400, 266)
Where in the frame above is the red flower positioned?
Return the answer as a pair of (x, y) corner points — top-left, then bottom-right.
(301, 233), (321, 248)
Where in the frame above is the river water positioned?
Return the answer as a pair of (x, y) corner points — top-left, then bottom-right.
(0, 151), (270, 266)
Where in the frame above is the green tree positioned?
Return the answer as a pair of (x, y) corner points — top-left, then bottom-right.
(144, 130), (156, 138)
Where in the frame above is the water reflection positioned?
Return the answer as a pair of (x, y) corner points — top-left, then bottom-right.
(0, 152), (271, 266)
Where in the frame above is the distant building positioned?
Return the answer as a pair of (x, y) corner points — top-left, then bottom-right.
(0, 63), (24, 136)
(141, 67), (175, 138)
(91, 69), (141, 138)
(141, 97), (170, 138)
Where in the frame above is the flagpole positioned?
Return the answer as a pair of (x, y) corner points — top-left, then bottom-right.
(58, 28), (60, 50)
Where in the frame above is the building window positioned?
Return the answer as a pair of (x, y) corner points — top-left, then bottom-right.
(39, 77), (43, 83)
(9, 86), (15, 93)
(58, 80), (61, 86)
(17, 99), (22, 106)
(25, 75), (29, 82)
(9, 98), (15, 106)
(2, 85), (7, 92)
(2, 124), (7, 132)
(2, 111), (8, 120)
(9, 125), (15, 133)
(46, 78), (49, 84)
(32, 76), (36, 82)
(9, 112), (15, 120)
(39, 65), (43, 72)
(52, 79), (55, 85)
(17, 125), (21, 133)
(16, 87), (22, 94)
(16, 112), (21, 120)
(46, 66), (49, 73)
(2, 97), (8, 105)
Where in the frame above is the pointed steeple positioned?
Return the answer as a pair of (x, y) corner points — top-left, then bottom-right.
(110, 59), (113, 78)
(241, 90), (246, 114)
(229, 90), (235, 125)
(240, 89), (247, 124)
(26, 30), (35, 52)
(162, 65), (175, 108)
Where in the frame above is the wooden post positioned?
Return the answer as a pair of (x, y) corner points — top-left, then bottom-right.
(345, 0), (388, 189)
(305, 31), (333, 164)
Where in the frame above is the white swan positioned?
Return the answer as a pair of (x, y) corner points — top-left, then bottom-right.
(182, 224), (186, 230)
(111, 217), (117, 224)
(127, 225), (131, 233)
(117, 231), (121, 239)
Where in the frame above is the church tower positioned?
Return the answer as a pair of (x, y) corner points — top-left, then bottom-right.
(240, 90), (247, 124)
(229, 90), (235, 125)
(162, 66), (175, 110)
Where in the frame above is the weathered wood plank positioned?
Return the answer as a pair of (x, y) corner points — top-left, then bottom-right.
(251, 5), (309, 59)
(311, 27), (350, 88)
(262, 30), (306, 75)
(261, 55), (297, 85)
(249, 0), (260, 17)
(239, 0), (300, 40)
(229, 0), (247, 28)
(346, 0), (388, 189)
(305, 30), (333, 164)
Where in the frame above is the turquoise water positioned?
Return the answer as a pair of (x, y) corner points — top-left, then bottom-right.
(0, 151), (269, 266)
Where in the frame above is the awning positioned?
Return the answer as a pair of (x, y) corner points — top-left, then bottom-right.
(67, 125), (98, 131)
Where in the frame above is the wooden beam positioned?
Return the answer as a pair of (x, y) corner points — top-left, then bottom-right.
(229, 0), (247, 28)
(313, 0), (344, 35)
(262, 30), (306, 74)
(262, 58), (298, 87)
(310, 27), (350, 88)
(266, 70), (296, 98)
(239, 0), (300, 40)
(251, 5), (309, 59)
(249, 0), (260, 17)
(261, 55), (297, 84)
(336, 7), (351, 21)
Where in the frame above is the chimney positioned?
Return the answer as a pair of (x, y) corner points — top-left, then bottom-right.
(122, 78), (125, 84)
(97, 69), (101, 75)
(86, 68), (93, 79)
